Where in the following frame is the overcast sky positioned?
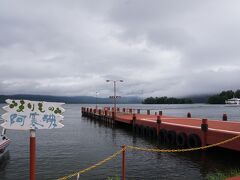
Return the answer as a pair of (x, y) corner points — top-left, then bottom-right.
(0, 0), (240, 97)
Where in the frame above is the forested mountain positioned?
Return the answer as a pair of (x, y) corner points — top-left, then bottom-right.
(0, 94), (142, 104)
(208, 90), (240, 104)
(1, 91), (237, 105)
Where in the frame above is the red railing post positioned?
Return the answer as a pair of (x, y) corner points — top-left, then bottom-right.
(147, 109), (150, 115)
(157, 115), (161, 136)
(201, 119), (208, 146)
(129, 109), (132, 114)
(122, 145), (126, 180)
(132, 114), (136, 132)
(30, 130), (36, 180)
(159, 111), (162, 116)
(137, 109), (140, 114)
(222, 113), (228, 121)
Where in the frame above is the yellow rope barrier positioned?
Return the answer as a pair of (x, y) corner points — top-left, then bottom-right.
(57, 149), (124, 180)
(57, 135), (240, 179)
(127, 135), (240, 152)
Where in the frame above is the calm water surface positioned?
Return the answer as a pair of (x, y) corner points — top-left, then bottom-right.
(0, 104), (240, 180)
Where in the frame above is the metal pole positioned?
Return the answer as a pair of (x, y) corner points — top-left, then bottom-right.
(122, 145), (126, 180)
(114, 81), (116, 120)
(30, 129), (36, 180)
(106, 79), (123, 120)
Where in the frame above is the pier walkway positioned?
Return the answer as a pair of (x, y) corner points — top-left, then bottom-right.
(58, 107), (240, 180)
(82, 107), (240, 151)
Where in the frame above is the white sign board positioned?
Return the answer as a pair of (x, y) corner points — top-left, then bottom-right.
(1, 99), (65, 130)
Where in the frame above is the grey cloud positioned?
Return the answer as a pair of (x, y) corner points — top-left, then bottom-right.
(0, 0), (239, 97)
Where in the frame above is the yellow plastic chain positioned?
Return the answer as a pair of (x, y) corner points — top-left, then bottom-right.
(127, 134), (240, 152)
(57, 148), (124, 180)
(57, 135), (239, 179)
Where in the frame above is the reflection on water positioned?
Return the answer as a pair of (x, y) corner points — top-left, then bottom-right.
(0, 104), (239, 180)
(0, 150), (10, 171)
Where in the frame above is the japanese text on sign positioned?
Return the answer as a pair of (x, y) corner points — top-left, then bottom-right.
(1, 99), (65, 130)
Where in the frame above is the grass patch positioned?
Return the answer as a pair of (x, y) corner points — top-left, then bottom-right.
(107, 175), (120, 180)
(207, 169), (240, 180)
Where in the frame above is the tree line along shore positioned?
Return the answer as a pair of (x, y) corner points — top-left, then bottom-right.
(0, 90), (239, 104)
(143, 90), (240, 104)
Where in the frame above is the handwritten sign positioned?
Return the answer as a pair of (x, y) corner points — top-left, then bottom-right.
(1, 99), (65, 130)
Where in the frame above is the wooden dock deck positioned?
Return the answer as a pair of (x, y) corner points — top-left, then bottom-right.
(81, 107), (240, 151)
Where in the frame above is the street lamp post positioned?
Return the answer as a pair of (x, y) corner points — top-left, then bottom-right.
(106, 79), (123, 120)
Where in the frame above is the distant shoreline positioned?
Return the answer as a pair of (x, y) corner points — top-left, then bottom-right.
(0, 94), (211, 104)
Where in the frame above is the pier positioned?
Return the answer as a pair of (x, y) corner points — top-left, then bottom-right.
(81, 107), (240, 151)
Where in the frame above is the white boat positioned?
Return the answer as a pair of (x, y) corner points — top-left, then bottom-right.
(0, 129), (10, 158)
(225, 98), (240, 105)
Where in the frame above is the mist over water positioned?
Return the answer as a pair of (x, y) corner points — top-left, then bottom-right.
(0, 104), (240, 180)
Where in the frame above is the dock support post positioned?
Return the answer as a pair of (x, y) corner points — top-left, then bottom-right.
(81, 107), (85, 117)
(30, 129), (36, 180)
(86, 108), (89, 117)
(201, 119), (208, 146)
(147, 110), (150, 115)
(156, 116), (161, 137)
(159, 111), (162, 116)
(187, 112), (191, 118)
(89, 108), (92, 119)
(123, 108), (125, 113)
(90, 108), (93, 119)
(98, 109), (102, 120)
(121, 145), (126, 180)
(104, 110), (107, 122)
(129, 109), (132, 114)
(132, 114), (136, 133)
(112, 111), (115, 125)
(137, 109), (140, 114)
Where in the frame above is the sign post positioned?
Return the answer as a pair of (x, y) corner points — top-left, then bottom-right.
(1, 99), (65, 180)
(30, 129), (36, 180)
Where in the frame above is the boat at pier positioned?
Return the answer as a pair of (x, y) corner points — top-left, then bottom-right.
(225, 98), (240, 106)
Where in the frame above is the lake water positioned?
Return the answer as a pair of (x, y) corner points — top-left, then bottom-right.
(0, 104), (240, 180)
